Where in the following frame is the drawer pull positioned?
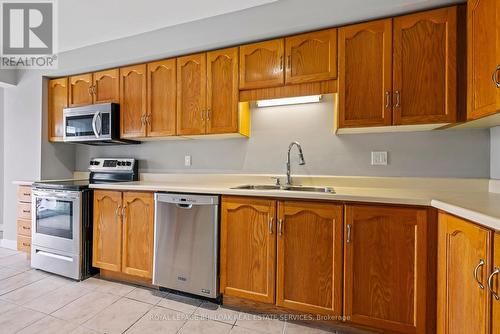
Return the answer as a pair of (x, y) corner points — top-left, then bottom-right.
(22, 210), (30, 213)
(22, 242), (30, 247)
(23, 193), (30, 196)
(22, 226), (30, 230)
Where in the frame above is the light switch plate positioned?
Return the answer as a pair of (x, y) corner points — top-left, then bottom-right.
(371, 151), (388, 166)
(184, 155), (191, 167)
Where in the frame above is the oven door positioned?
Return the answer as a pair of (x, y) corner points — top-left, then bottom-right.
(32, 189), (81, 254)
(63, 109), (112, 142)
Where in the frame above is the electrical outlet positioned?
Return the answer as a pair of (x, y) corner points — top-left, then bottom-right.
(371, 151), (388, 166)
(184, 155), (191, 167)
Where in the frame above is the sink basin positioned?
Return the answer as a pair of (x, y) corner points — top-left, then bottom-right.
(231, 185), (335, 193)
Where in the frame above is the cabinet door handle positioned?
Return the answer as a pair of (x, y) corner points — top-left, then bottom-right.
(279, 56), (283, 71)
(394, 90), (401, 108)
(287, 55), (291, 70)
(346, 224), (352, 243)
(268, 217), (273, 234)
(115, 205), (121, 218)
(122, 206), (127, 221)
(487, 267), (500, 300)
(385, 91), (391, 108)
(92, 85), (97, 95)
(473, 259), (485, 289)
(207, 108), (211, 121)
(147, 114), (152, 125)
(493, 65), (500, 88)
(200, 109), (205, 121)
(88, 86), (93, 96)
(278, 218), (283, 236)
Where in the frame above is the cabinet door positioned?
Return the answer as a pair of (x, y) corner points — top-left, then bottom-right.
(393, 7), (457, 125)
(285, 29), (337, 84)
(120, 64), (147, 138)
(338, 19), (392, 128)
(467, 0), (500, 120)
(93, 190), (122, 272)
(121, 192), (154, 278)
(276, 201), (343, 315)
(207, 47), (239, 134)
(239, 39), (284, 89)
(437, 212), (491, 334)
(147, 59), (177, 137)
(69, 73), (93, 107)
(344, 205), (430, 333)
(48, 78), (68, 141)
(220, 196), (276, 303)
(177, 53), (207, 135)
(492, 233), (500, 334)
(93, 69), (119, 104)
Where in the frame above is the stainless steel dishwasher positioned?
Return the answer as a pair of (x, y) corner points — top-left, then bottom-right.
(153, 193), (219, 298)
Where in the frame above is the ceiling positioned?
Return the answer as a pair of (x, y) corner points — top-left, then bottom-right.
(58, 0), (278, 52)
(58, 0), (462, 53)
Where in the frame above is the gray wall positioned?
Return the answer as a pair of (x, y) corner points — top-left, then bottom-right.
(76, 95), (490, 178)
(491, 127), (500, 179)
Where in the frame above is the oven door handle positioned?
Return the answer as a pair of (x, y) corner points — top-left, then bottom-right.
(92, 112), (102, 138)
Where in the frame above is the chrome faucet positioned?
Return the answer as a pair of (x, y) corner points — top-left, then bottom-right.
(286, 141), (306, 186)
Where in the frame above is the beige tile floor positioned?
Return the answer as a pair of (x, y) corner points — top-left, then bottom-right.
(0, 247), (374, 334)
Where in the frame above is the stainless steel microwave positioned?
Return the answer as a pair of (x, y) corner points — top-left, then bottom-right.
(63, 103), (136, 145)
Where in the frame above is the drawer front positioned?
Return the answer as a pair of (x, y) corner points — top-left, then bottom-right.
(17, 219), (32, 237)
(17, 235), (31, 253)
(17, 186), (32, 203)
(17, 203), (31, 220)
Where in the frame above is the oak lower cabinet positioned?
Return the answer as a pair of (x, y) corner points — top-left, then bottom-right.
(344, 204), (436, 334)
(492, 233), (500, 334)
(93, 190), (154, 279)
(220, 197), (343, 316)
(220, 197), (277, 303)
(437, 212), (500, 334)
(277, 200), (343, 315)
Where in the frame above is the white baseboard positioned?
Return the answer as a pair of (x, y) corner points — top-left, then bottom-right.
(0, 239), (17, 250)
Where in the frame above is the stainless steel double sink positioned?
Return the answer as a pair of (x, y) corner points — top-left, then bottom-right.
(231, 184), (335, 193)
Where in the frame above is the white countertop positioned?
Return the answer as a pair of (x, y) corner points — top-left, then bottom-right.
(87, 174), (500, 232)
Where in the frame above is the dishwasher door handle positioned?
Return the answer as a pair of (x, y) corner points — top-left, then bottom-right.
(176, 203), (193, 209)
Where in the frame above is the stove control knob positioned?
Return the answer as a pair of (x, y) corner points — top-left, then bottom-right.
(117, 161), (123, 166)
(126, 161), (132, 166)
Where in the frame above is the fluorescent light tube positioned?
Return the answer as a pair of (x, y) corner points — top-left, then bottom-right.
(256, 95), (322, 107)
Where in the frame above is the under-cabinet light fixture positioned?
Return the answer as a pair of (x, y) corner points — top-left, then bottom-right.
(256, 95), (323, 107)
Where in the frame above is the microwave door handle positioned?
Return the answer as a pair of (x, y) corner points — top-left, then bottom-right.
(92, 112), (101, 138)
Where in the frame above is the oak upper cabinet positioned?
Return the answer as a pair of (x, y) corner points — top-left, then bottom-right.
(48, 78), (68, 142)
(393, 7), (458, 125)
(492, 233), (500, 334)
(276, 201), (343, 315)
(239, 39), (284, 89)
(285, 29), (337, 84)
(121, 192), (154, 279)
(206, 47), (239, 134)
(93, 69), (120, 104)
(220, 197), (277, 303)
(147, 59), (177, 137)
(437, 212), (492, 334)
(467, 0), (500, 120)
(338, 19), (393, 128)
(69, 73), (93, 107)
(344, 204), (434, 334)
(93, 190), (123, 272)
(120, 64), (147, 138)
(177, 53), (207, 135)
